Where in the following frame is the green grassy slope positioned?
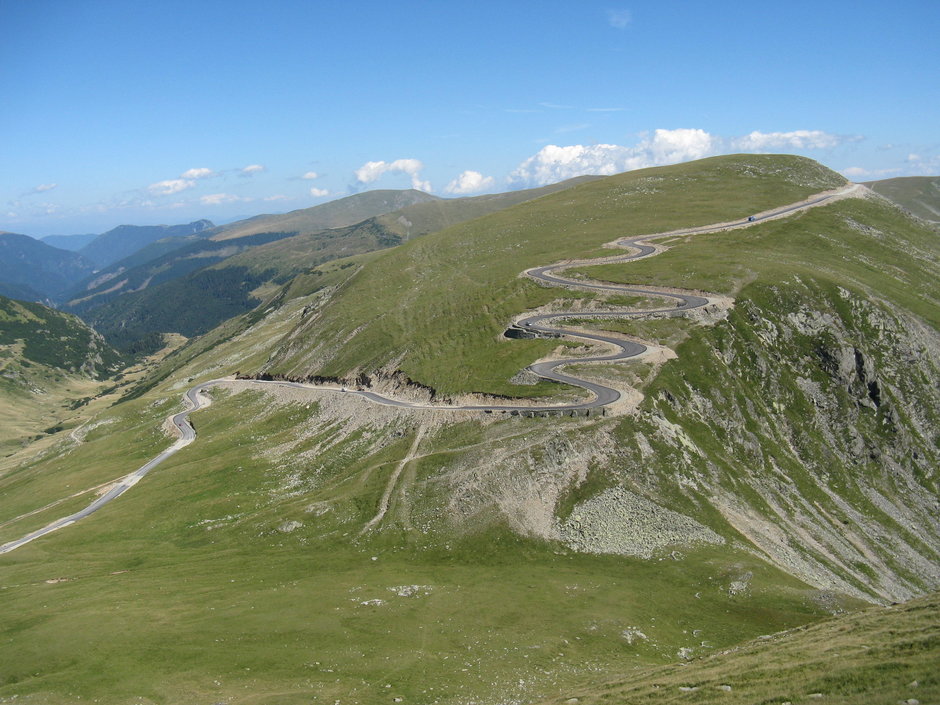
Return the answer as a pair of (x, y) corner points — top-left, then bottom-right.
(538, 591), (939, 705)
(368, 175), (601, 240)
(262, 154), (845, 395)
(0, 385), (854, 705)
(0, 295), (123, 454)
(66, 190), (439, 310)
(71, 180), (601, 357)
(577, 196), (938, 324)
(865, 175), (940, 222)
(574, 196), (940, 601)
(1, 155), (936, 705)
(0, 296), (121, 377)
(208, 189), (440, 241)
(216, 175), (603, 282)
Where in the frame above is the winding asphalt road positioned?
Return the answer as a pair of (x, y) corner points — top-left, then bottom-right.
(0, 185), (858, 554)
(0, 387), (207, 554)
(255, 186), (854, 412)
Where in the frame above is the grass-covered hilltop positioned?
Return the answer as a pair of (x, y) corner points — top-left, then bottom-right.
(0, 155), (937, 705)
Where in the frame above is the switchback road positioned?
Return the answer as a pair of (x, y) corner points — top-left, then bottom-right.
(0, 184), (860, 554)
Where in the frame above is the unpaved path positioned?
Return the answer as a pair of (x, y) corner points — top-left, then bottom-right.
(360, 426), (427, 535)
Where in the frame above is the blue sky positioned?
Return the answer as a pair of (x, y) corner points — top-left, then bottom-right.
(2, 0), (938, 236)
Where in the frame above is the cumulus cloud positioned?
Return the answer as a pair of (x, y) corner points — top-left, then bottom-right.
(240, 164), (265, 176)
(149, 179), (195, 195)
(842, 166), (901, 179)
(607, 9), (631, 29)
(903, 152), (940, 176)
(354, 158), (431, 192)
(302, 171), (320, 180)
(180, 167), (214, 179)
(509, 127), (848, 188)
(509, 128), (717, 187)
(199, 193), (247, 206)
(309, 187), (329, 197)
(445, 170), (495, 195)
(264, 194), (289, 201)
(32, 183), (58, 193)
(732, 130), (843, 151)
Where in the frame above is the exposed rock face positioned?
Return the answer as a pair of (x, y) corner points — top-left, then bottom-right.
(230, 275), (939, 604)
(555, 486), (724, 557)
(611, 279), (940, 603)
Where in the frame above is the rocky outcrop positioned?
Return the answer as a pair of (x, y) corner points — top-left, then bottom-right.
(556, 486), (724, 557)
(613, 279), (940, 603)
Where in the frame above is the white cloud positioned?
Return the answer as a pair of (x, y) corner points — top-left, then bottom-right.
(264, 194), (289, 201)
(903, 152), (940, 175)
(240, 164), (265, 176)
(842, 167), (869, 178)
(842, 166), (901, 179)
(607, 9), (631, 29)
(732, 130), (842, 151)
(200, 193), (247, 206)
(149, 179), (195, 195)
(509, 127), (849, 188)
(510, 144), (628, 187)
(181, 167), (214, 179)
(302, 171), (320, 180)
(354, 158), (432, 192)
(644, 128), (717, 162)
(33, 183), (58, 193)
(509, 128), (717, 187)
(309, 187), (330, 197)
(445, 170), (495, 195)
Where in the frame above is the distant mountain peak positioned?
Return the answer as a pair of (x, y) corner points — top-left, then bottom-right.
(77, 220), (217, 269)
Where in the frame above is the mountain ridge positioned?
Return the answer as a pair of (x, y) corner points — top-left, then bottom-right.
(77, 219), (215, 268)
(0, 231), (94, 299)
(0, 155), (936, 704)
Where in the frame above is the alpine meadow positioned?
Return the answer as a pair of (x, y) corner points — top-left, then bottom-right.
(2, 3), (938, 704)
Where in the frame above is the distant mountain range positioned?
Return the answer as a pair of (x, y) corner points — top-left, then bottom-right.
(0, 221), (215, 301)
(1, 173), (933, 359)
(1, 156), (938, 705)
(40, 233), (97, 251)
(77, 220), (214, 268)
(207, 189), (440, 242)
(66, 180), (598, 354)
(0, 231), (95, 300)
